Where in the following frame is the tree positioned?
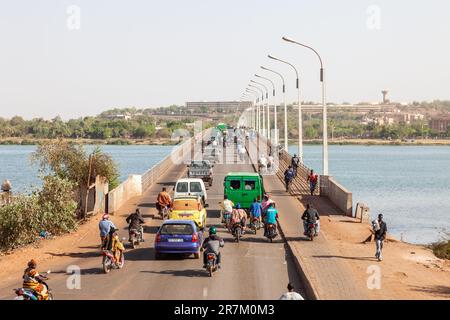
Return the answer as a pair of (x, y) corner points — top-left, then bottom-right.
(31, 140), (119, 217)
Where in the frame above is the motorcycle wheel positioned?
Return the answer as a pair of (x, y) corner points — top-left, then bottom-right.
(270, 237), (273, 243)
(208, 266), (213, 277)
(236, 228), (240, 243)
(47, 292), (54, 300)
(102, 256), (111, 274)
(310, 231), (314, 241)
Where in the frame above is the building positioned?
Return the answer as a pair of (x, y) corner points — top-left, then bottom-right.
(185, 101), (253, 110)
(429, 116), (450, 132)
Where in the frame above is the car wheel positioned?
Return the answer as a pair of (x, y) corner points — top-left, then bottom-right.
(154, 252), (161, 260)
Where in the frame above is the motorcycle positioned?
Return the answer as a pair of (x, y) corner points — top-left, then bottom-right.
(307, 222), (317, 241)
(102, 232), (125, 274)
(129, 226), (143, 249)
(265, 223), (278, 243)
(205, 252), (218, 277)
(232, 222), (242, 242)
(14, 271), (53, 300)
(249, 217), (261, 234)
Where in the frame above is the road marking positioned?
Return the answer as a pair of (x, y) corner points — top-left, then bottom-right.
(203, 287), (208, 297)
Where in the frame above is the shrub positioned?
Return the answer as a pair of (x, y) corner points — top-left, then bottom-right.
(430, 241), (450, 260)
(0, 176), (77, 251)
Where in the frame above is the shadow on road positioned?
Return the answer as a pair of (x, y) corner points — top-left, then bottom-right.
(207, 209), (221, 219)
(45, 250), (100, 259)
(125, 247), (155, 261)
(81, 267), (105, 275)
(140, 269), (208, 278)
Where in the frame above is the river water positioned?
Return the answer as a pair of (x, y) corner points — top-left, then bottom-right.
(1, 144), (449, 244)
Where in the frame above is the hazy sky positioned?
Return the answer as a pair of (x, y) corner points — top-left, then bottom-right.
(1, 0), (449, 119)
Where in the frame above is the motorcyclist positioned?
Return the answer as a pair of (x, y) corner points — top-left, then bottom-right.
(264, 202), (278, 237)
(249, 198), (263, 225)
(261, 194), (275, 214)
(126, 208), (145, 242)
(99, 213), (116, 248)
(22, 259), (48, 300)
(301, 203), (320, 236)
(230, 203), (248, 234)
(202, 227), (225, 268)
(220, 195), (234, 225)
(157, 187), (172, 216)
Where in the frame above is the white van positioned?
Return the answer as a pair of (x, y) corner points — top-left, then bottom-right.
(174, 178), (208, 205)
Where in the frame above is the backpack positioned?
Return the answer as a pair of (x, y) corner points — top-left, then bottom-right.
(372, 219), (380, 232)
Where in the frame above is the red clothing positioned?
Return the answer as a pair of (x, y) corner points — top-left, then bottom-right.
(308, 174), (318, 183)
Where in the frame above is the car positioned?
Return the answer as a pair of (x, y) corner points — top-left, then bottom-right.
(187, 160), (214, 187)
(169, 195), (208, 229)
(174, 178), (208, 204)
(154, 220), (204, 259)
(223, 172), (265, 209)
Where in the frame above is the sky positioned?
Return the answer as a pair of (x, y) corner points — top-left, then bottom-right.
(0, 0), (449, 120)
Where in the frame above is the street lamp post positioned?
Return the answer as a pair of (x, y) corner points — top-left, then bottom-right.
(250, 80), (269, 139)
(255, 74), (276, 145)
(247, 88), (261, 133)
(282, 36), (328, 175)
(268, 54), (303, 163)
(249, 84), (265, 136)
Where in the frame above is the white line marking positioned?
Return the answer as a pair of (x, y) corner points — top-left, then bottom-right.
(203, 287), (208, 297)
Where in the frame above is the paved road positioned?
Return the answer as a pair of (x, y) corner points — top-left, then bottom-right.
(0, 144), (304, 300)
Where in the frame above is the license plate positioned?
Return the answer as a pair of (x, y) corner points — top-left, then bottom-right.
(168, 238), (183, 242)
(179, 213), (193, 217)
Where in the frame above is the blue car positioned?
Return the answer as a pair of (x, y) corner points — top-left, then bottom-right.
(154, 220), (204, 259)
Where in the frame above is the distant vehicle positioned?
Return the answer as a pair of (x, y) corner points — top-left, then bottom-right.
(223, 172), (265, 210)
(187, 160), (214, 187)
(203, 146), (221, 163)
(216, 123), (227, 132)
(169, 195), (208, 229)
(174, 178), (208, 204)
(154, 220), (204, 259)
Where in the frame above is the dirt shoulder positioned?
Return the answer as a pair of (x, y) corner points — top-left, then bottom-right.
(320, 214), (450, 299)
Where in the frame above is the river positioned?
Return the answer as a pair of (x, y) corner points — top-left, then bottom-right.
(1, 144), (449, 244)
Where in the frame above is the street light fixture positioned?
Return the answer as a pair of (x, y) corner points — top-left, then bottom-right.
(268, 54), (303, 162)
(261, 66), (286, 150)
(248, 84), (264, 134)
(255, 74), (275, 145)
(247, 88), (261, 132)
(282, 36), (328, 175)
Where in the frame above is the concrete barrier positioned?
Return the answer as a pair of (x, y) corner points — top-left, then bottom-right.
(108, 175), (142, 214)
(320, 175), (353, 216)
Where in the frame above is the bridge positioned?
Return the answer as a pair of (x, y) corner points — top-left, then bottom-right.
(0, 128), (372, 300)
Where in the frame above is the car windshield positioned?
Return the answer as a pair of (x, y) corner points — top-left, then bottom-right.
(176, 182), (189, 193)
(172, 199), (199, 211)
(160, 224), (194, 235)
(190, 182), (202, 192)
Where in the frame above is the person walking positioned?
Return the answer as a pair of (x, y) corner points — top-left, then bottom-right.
(284, 166), (295, 192)
(291, 154), (300, 177)
(307, 170), (318, 196)
(278, 282), (304, 300)
(374, 214), (387, 261)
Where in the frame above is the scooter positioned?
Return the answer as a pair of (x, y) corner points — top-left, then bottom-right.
(250, 217), (261, 234)
(232, 222), (242, 243)
(265, 223), (278, 243)
(102, 231), (125, 274)
(205, 252), (218, 277)
(14, 271), (53, 300)
(129, 226), (143, 249)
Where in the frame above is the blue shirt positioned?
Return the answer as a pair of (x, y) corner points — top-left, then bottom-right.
(265, 207), (278, 224)
(99, 220), (116, 237)
(250, 202), (262, 218)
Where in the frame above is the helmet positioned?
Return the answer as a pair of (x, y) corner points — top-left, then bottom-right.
(236, 203), (241, 209)
(209, 227), (217, 235)
(102, 213), (109, 220)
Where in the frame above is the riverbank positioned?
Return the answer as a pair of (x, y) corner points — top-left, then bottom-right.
(0, 137), (180, 146)
(302, 138), (450, 146)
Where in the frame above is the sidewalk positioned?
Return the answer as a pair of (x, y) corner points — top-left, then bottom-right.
(263, 173), (369, 300)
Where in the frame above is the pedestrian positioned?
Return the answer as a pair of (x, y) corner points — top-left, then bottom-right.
(307, 170), (318, 196)
(279, 282), (304, 300)
(284, 166), (295, 192)
(374, 214), (387, 261)
(291, 154), (300, 177)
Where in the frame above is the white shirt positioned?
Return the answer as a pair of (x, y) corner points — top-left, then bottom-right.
(259, 157), (267, 166)
(279, 291), (304, 300)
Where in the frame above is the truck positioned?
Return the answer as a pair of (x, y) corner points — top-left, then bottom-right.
(187, 160), (214, 187)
